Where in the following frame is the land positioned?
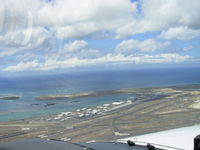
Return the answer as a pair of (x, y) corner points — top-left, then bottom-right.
(1, 84), (200, 144)
(0, 96), (20, 100)
(36, 89), (139, 100)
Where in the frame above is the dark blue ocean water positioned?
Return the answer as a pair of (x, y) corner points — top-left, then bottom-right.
(0, 68), (200, 122)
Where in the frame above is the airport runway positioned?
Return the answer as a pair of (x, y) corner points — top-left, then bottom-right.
(1, 85), (200, 143)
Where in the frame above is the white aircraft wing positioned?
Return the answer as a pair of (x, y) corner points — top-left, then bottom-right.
(119, 124), (200, 150)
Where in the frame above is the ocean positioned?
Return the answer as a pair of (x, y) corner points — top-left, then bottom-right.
(0, 67), (200, 122)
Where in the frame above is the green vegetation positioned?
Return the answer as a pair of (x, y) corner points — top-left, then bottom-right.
(0, 96), (20, 100)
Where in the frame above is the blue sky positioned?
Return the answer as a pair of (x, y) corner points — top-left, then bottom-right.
(0, 0), (200, 76)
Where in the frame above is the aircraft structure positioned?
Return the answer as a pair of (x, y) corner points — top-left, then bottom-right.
(1, 125), (200, 150)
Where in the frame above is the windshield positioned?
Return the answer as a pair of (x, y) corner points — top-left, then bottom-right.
(0, 0), (200, 150)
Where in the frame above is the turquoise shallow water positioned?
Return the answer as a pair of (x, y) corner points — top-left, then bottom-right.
(0, 93), (133, 122)
(0, 68), (200, 122)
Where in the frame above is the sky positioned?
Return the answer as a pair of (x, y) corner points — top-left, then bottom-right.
(0, 0), (200, 76)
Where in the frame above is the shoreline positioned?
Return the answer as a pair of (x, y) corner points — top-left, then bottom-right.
(36, 83), (200, 100)
(1, 83), (200, 123)
(1, 84), (200, 122)
(35, 89), (137, 100)
(1, 84), (200, 143)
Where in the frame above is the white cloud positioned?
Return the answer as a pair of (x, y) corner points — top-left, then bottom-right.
(0, 0), (137, 39)
(137, 53), (192, 64)
(0, 50), (17, 58)
(0, 0), (199, 51)
(1, 0), (200, 40)
(116, 0), (200, 38)
(36, 0), (136, 39)
(64, 40), (88, 52)
(159, 26), (200, 40)
(49, 40), (101, 60)
(4, 53), (192, 72)
(0, 27), (52, 50)
(54, 22), (98, 39)
(16, 53), (36, 62)
(115, 39), (170, 53)
(183, 46), (194, 51)
(77, 48), (102, 59)
(0, 0), (43, 32)
(4, 60), (39, 72)
(0, 0), (199, 73)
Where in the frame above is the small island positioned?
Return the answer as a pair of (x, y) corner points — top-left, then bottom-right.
(0, 96), (20, 100)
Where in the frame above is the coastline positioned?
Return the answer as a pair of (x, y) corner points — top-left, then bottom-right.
(35, 89), (139, 100)
(1, 84), (200, 143)
(36, 84), (200, 100)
